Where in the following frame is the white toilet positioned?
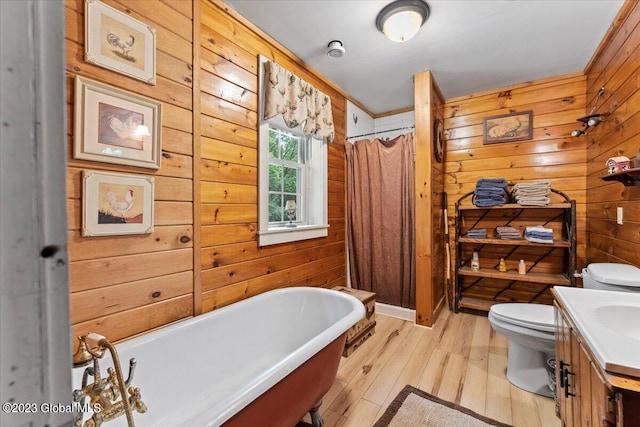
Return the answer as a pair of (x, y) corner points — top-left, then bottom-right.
(488, 262), (640, 397)
(580, 262), (640, 292)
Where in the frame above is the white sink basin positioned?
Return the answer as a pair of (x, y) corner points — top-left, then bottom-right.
(554, 287), (640, 377)
(595, 305), (640, 341)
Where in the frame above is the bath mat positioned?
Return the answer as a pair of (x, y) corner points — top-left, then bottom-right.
(373, 385), (512, 427)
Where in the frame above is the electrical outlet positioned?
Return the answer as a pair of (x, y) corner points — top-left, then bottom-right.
(617, 207), (623, 225)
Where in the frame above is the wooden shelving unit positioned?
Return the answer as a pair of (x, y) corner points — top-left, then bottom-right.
(454, 189), (576, 313)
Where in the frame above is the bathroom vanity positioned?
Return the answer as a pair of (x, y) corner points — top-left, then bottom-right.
(553, 287), (640, 427)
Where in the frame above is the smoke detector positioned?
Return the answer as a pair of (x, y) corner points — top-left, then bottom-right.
(327, 40), (345, 58)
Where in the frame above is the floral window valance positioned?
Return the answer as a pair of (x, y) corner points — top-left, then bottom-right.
(263, 60), (334, 141)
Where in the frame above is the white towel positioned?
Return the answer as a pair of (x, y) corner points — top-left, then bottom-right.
(525, 236), (554, 244)
(517, 197), (550, 206)
(513, 181), (551, 190)
(515, 189), (550, 197)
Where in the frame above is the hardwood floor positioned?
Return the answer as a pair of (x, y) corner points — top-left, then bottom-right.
(308, 310), (560, 427)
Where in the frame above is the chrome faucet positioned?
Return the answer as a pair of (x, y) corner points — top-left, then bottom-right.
(72, 333), (147, 427)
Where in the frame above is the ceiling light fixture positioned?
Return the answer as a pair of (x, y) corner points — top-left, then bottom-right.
(376, 0), (430, 43)
(327, 40), (345, 58)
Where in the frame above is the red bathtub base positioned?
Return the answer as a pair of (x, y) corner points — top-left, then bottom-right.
(223, 333), (347, 427)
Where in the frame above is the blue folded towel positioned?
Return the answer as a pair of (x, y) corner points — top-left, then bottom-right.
(467, 228), (487, 238)
(474, 188), (507, 198)
(476, 178), (508, 189)
(474, 197), (506, 207)
(525, 226), (553, 235)
(526, 232), (553, 238)
(524, 225), (554, 243)
(473, 178), (510, 206)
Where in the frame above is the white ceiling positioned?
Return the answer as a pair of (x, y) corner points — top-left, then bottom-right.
(225, 0), (624, 115)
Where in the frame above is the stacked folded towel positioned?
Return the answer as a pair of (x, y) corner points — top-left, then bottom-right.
(467, 228), (487, 238)
(473, 178), (509, 207)
(496, 226), (521, 240)
(513, 181), (551, 206)
(525, 225), (554, 244)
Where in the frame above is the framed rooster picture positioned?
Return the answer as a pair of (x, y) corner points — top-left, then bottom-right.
(85, 0), (156, 84)
(74, 76), (162, 169)
(82, 170), (154, 236)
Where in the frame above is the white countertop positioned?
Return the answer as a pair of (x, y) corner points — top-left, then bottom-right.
(553, 287), (640, 378)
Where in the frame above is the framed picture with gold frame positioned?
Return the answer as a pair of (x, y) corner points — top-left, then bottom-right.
(74, 76), (162, 169)
(85, 0), (156, 85)
(82, 170), (154, 236)
(483, 111), (533, 145)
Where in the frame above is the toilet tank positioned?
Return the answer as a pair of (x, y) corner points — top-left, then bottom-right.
(581, 263), (640, 292)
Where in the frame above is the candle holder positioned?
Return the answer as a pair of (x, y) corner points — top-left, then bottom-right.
(284, 200), (297, 228)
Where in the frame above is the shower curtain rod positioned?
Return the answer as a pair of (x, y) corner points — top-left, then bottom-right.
(345, 125), (414, 140)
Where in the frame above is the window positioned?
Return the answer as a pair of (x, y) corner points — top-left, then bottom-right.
(258, 58), (328, 246)
(268, 126), (303, 225)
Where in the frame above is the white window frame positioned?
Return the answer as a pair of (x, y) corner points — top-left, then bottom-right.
(258, 55), (328, 246)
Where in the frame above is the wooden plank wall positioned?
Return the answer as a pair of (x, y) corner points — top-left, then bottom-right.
(443, 72), (589, 302)
(198, 0), (348, 312)
(414, 71), (445, 326)
(65, 0), (349, 341)
(65, 0), (195, 342)
(584, 0), (640, 267)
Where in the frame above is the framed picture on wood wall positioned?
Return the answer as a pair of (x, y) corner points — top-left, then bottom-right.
(483, 110), (533, 145)
(82, 170), (154, 236)
(85, 0), (156, 85)
(74, 76), (162, 169)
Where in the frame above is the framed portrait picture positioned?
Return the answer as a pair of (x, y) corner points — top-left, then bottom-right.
(82, 170), (154, 236)
(74, 76), (162, 169)
(483, 111), (533, 145)
(85, 0), (156, 84)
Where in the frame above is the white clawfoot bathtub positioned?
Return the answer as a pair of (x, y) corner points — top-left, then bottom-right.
(72, 287), (365, 426)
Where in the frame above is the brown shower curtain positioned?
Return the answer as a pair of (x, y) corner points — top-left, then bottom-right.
(345, 133), (415, 308)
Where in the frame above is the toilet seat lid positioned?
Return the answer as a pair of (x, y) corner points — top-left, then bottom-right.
(587, 263), (640, 287)
(490, 303), (555, 332)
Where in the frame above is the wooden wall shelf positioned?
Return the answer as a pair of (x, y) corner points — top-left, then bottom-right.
(601, 167), (640, 186)
(459, 266), (570, 286)
(458, 237), (571, 247)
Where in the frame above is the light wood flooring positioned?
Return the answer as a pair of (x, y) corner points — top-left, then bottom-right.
(305, 310), (560, 427)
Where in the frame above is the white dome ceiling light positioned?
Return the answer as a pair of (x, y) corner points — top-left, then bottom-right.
(376, 0), (430, 43)
(327, 40), (345, 58)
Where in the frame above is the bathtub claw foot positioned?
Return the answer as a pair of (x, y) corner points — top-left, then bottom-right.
(310, 411), (324, 427)
(309, 399), (324, 427)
